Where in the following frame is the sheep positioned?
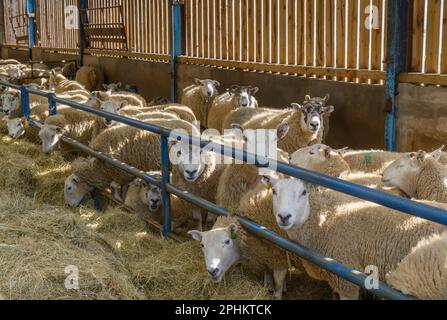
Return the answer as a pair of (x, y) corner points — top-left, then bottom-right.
(3, 103), (51, 141)
(181, 78), (220, 127)
(142, 104), (197, 123)
(382, 150), (447, 203)
(75, 66), (104, 91)
(64, 119), (199, 207)
(0, 59), (21, 65)
(170, 139), (226, 230)
(342, 150), (405, 174)
(147, 96), (170, 106)
(189, 186), (297, 299)
(207, 85), (259, 131)
(38, 100), (126, 154)
(92, 90), (147, 108)
(262, 176), (447, 300)
(50, 71), (86, 93)
(386, 231), (447, 300)
(102, 82), (123, 92)
(222, 96), (335, 154)
(215, 125), (290, 215)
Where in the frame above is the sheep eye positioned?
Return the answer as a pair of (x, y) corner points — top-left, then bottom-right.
(177, 151), (182, 157)
(272, 189), (277, 196)
(302, 190), (307, 197)
(200, 243), (204, 248)
(224, 239), (231, 245)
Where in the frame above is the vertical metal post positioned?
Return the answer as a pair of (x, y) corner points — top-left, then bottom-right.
(384, 0), (411, 151)
(19, 86), (30, 119)
(161, 133), (172, 237)
(170, 0), (183, 102)
(48, 93), (57, 115)
(79, 0), (89, 66)
(27, 0), (37, 60)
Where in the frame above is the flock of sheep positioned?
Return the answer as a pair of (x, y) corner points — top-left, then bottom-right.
(0, 58), (446, 300)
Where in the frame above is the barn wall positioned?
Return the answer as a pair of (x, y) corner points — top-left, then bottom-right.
(397, 83), (447, 152)
(1, 47), (387, 149)
(176, 63), (387, 150)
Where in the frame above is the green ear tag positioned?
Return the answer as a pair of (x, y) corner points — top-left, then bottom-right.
(266, 181), (273, 190)
(230, 231), (237, 240)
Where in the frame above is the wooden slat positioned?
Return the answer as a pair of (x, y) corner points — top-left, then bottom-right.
(411, 0), (425, 72)
(315, 0), (325, 67)
(325, 0), (334, 68)
(424, 0), (442, 73)
(296, 0), (304, 65)
(178, 56), (386, 80)
(398, 73), (447, 86)
(441, 0), (447, 74)
(336, 0), (346, 69)
(305, 0), (313, 66)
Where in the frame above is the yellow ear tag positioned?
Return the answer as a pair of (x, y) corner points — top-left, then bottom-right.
(266, 181), (273, 190)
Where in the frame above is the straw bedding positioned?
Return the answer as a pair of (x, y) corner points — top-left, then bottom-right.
(0, 132), (331, 300)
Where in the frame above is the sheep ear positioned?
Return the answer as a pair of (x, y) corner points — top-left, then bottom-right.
(102, 84), (109, 90)
(194, 78), (202, 86)
(249, 86), (259, 95)
(322, 105), (335, 115)
(290, 103), (303, 111)
(55, 126), (65, 135)
(277, 122), (290, 140)
(188, 230), (203, 241)
(333, 147), (349, 155)
(305, 95), (312, 102)
(213, 80), (221, 87)
(119, 100), (128, 109)
(117, 82), (122, 87)
(229, 85), (240, 95)
(230, 123), (244, 136)
(430, 146), (444, 161)
(324, 94), (331, 103)
(324, 147), (332, 159)
(261, 175), (277, 190)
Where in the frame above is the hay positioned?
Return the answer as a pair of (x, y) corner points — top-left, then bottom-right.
(0, 132), (333, 300)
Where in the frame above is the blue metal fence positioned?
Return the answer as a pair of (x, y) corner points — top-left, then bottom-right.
(3, 79), (447, 300)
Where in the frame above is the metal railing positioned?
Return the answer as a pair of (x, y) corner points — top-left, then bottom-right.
(3, 80), (447, 300)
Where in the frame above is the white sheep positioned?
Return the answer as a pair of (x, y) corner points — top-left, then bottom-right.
(75, 66), (104, 91)
(65, 119), (199, 207)
(38, 100), (126, 154)
(262, 176), (446, 299)
(222, 96), (335, 154)
(50, 71), (86, 93)
(386, 231), (447, 300)
(92, 90), (147, 108)
(207, 85), (259, 131)
(189, 186), (298, 299)
(181, 78), (220, 127)
(382, 150), (447, 203)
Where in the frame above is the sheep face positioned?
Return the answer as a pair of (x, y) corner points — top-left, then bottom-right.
(64, 174), (94, 207)
(194, 78), (220, 99)
(382, 151), (437, 195)
(7, 66), (22, 81)
(142, 184), (162, 213)
(229, 85), (259, 108)
(188, 223), (241, 282)
(291, 144), (340, 169)
(262, 177), (310, 231)
(1, 92), (20, 116)
(5, 117), (25, 139)
(102, 82), (122, 92)
(85, 96), (101, 109)
(100, 100), (127, 126)
(39, 125), (65, 154)
(172, 143), (212, 183)
(291, 95), (335, 134)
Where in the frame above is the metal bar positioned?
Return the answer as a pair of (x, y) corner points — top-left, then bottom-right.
(19, 85), (30, 119)
(79, 0), (89, 66)
(385, 0), (411, 151)
(161, 134), (172, 237)
(27, 0), (36, 59)
(48, 93), (57, 115)
(170, 0), (184, 102)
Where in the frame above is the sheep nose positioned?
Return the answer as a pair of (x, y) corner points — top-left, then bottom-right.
(208, 268), (220, 278)
(186, 170), (197, 176)
(310, 122), (319, 130)
(278, 213), (292, 224)
(151, 199), (159, 205)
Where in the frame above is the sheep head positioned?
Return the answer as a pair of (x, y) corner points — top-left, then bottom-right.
(99, 100), (128, 126)
(64, 173), (94, 208)
(194, 78), (220, 99)
(290, 94), (335, 134)
(1, 91), (20, 116)
(382, 149), (444, 197)
(188, 223), (241, 283)
(38, 124), (66, 154)
(228, 85), (259, 109)
(4, 117), (27, 139)
(261, 176), (310, 231)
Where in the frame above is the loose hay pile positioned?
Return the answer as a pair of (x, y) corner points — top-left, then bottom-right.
(0, 133), (297, 300)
